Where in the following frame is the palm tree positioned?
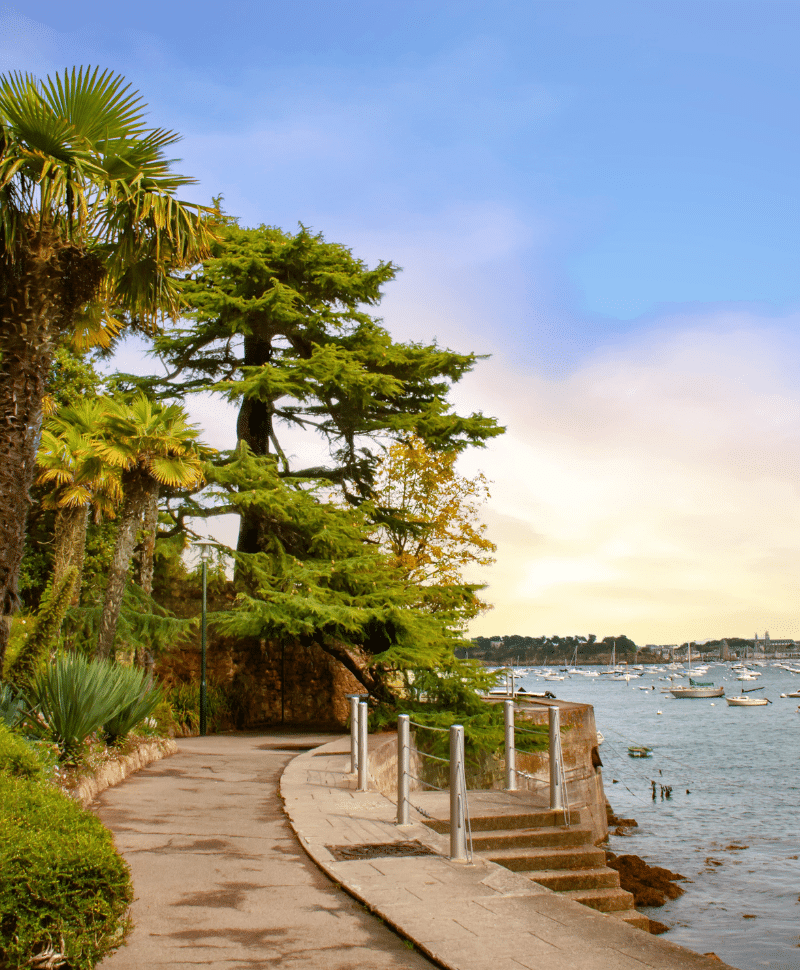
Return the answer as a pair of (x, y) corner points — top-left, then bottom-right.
(36, 398), (122, 604)
(0, 67), (214, 669)
(95, 394), (207, 659)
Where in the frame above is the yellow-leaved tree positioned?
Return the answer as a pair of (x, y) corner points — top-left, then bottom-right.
(372, 435), (496, 623)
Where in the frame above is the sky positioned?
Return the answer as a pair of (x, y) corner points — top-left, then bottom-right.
(5, 1), (800, 644)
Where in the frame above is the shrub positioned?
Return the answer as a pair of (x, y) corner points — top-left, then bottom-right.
(26, 654), (131, 761)
(0, 774), (133, 969)
(0, 722), (51, 782)
(167, 680), (228, 735)
(0, 682), (26, 729)
(102, 665), (164, 745)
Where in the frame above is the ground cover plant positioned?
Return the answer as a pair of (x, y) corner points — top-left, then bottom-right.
(0, 771), (133, 969)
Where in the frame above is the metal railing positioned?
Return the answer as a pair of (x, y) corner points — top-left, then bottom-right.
(504, 699), (570, 825)
(349, 695), (569, 863)
(396, 714), (472, 862)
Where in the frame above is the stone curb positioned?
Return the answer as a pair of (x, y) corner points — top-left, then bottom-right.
(67, 737), (178, 808)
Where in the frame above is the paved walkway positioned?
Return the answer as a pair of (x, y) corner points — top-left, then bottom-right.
(96, 733), (440, 970)
(97, 732), (737, 970)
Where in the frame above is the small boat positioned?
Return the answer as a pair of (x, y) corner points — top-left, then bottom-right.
(670, 684), (724, 698)
(596, 731), (605, 745)
(726, 686), (770, 706)
(628, 745), (652, 758)
(786, 690), (800, 698)
(726, 694), (769, 706)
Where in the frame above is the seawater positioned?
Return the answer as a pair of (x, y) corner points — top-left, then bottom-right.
(514, 663), (800, 970)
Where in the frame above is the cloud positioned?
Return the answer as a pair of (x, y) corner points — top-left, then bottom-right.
(454, 309), (800, 643)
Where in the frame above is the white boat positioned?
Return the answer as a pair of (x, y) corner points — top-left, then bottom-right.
(726, 694), (769, 706)
(726, 684), (770, 706)
(670, 684), (725, 698)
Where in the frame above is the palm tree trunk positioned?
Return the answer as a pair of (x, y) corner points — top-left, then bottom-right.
(0, 299), (54, 671)
(134, 488), (159, 676)
(96, 471), (157, 660)
(52, 505), (90, 605)
(136, 489), (159, 596)
(0, 228), (103, 670)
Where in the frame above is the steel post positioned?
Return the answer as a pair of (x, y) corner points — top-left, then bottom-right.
(449, 724), (467, 861)
(549, 705), (563, 811)
(504, 700), (517, 790)
(348, 695), (360, 773)
(397, 714), (410, 825)
(357, 701), (369, 791)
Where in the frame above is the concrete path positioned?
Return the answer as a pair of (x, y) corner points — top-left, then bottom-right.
(96, 731), (737, 970)
(96, 733), (440, 970)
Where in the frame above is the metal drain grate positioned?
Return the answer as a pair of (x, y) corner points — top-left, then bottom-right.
(326, 840), (437, 861)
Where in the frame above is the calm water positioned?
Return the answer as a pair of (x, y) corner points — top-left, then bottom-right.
(514, 662), (800, 970)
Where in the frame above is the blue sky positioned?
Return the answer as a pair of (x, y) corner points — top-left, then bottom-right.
(6, 2), (800, 642)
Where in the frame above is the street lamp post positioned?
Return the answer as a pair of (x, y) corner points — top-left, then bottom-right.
(196, 541), (215, 737)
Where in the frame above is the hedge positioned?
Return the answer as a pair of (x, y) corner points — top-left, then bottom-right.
(0, 773), (133, 969)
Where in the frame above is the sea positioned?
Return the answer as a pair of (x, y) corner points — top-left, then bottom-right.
(510, 661), (800, 970)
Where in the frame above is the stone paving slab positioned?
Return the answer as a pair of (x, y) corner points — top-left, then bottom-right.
(281, 738), (739, 970)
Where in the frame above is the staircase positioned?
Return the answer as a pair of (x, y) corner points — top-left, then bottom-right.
(425, 808), (649, 931)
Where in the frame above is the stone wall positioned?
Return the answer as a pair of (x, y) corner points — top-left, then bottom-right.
(509, 698), (608, 844)
(156, 631), (362, 730)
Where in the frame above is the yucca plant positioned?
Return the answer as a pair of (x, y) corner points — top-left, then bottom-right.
(25, 654), (130, 761)
(101, 665), (163, 745)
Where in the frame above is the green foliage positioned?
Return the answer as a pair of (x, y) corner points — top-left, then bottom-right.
(0, 773), (132, 969)
(166, 680), (229, 735)
(101, 665), (164, 745)
(65, 582), (195, 659)
(25, 654), (132, 761)
(5, 568), (77, 690)
(0, 683), (26, 729)
(0, 721), (51, 781)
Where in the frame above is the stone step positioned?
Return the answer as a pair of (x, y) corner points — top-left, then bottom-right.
(530, 866), (621, 892)
(471, 825), (596, 851)
(609, 909), (652, 931)
(424, 809), (581, 835)
(561, 887), (638, 914)
(484, 844), (607, 872)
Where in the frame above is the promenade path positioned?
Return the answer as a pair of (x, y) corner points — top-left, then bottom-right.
(96, 732), (439, 970)
(97, 731), (736, 970)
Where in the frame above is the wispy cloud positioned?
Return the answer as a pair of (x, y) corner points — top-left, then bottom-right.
(456, 311), (800, 642)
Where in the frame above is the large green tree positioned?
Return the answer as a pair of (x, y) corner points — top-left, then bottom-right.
(0, 67), (213, 669)
(148, 219), (502, 556)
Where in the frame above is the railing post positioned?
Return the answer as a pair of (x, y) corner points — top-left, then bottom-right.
(348, 695), (360, 774)
(357, 700), (369, 792)
(504, 700), (517, 791)
(397, 714), (410, 825)
(449, 724), (467, 861)
(548, 705), (563, 812)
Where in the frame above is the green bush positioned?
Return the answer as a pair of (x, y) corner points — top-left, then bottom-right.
(102, 665), (164, 745)
(26, 654), (131, 761)
(167, 680), (228, 734)
(0, 682), (26, 729)
(0, 722), (51, 781)
(0, 774), (132, 969)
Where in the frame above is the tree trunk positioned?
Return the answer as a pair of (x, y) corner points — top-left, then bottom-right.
(136, 489), (159, 596)
(236, 334), (273, 557)
(96, 471), (158, 660)
(0, 227), (103, 670)
(134, 488), (159, 676)
(52, 505), (90, 605)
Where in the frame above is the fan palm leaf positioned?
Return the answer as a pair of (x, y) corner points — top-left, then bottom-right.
(0, 67), (214, 670)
